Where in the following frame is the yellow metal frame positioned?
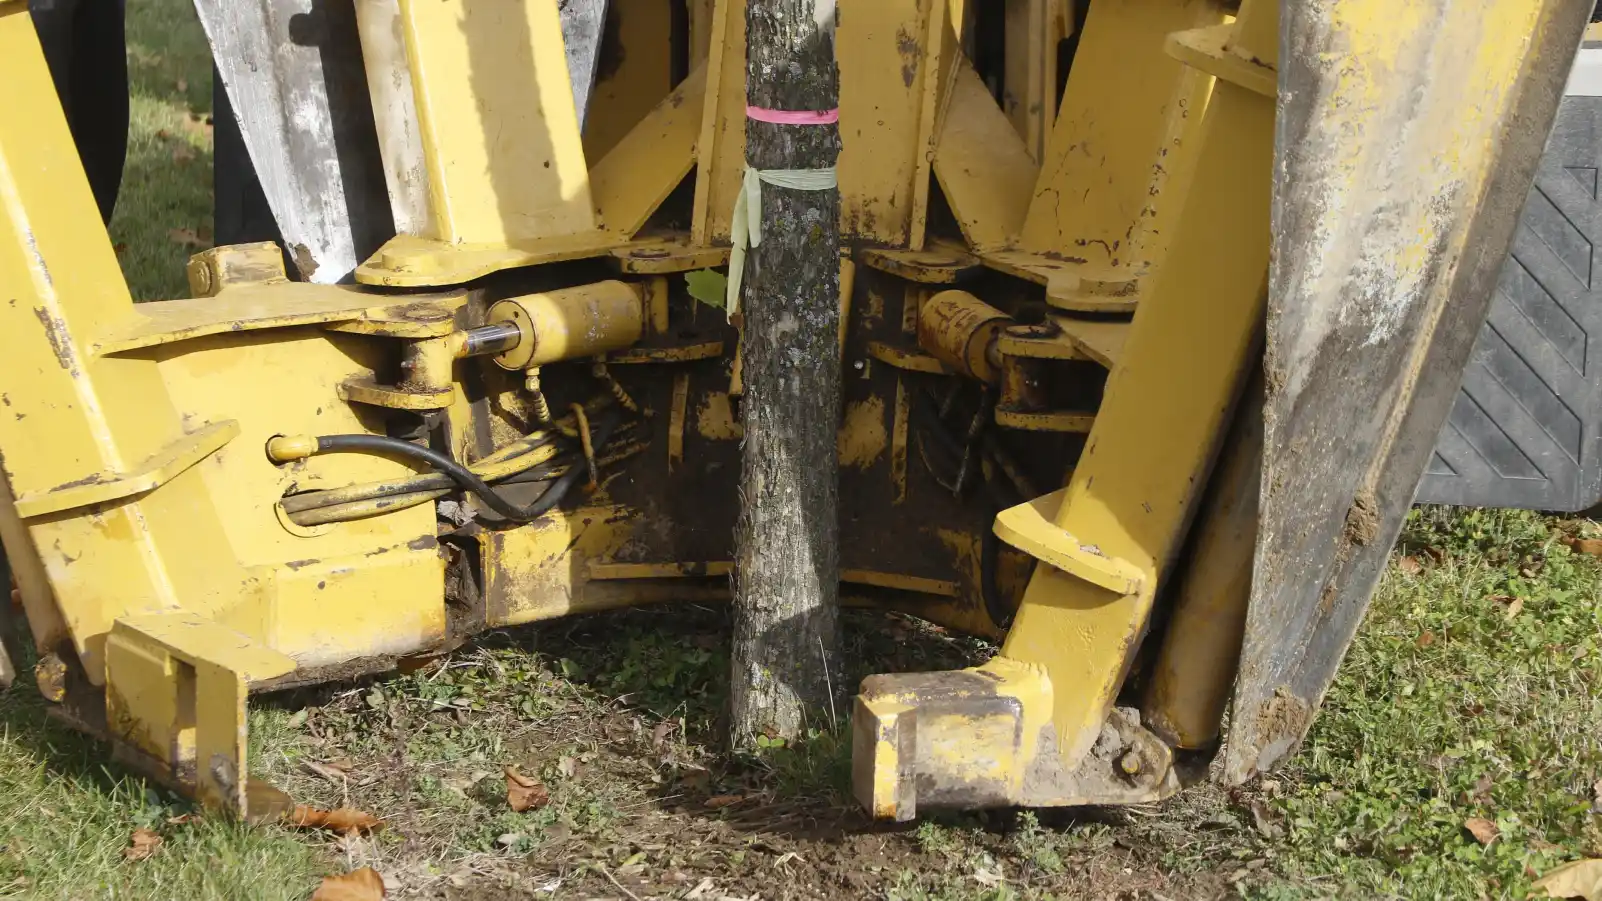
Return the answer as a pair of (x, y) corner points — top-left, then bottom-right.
(853, 0), (1276, 817)
(1, 0), (1566, 823)
(0, 7), (446, 813)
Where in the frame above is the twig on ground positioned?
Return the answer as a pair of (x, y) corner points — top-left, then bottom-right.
(590, 862), (644, 901)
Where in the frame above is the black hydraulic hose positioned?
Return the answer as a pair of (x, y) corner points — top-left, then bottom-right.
(913, 381), (1022, 631)
(303, 413), (619, 523)
(282, 453), (575, 516)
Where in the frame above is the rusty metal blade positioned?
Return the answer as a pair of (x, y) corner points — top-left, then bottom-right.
(1224, 0), (1590, 785)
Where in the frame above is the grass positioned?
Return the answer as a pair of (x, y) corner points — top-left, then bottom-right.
(0, 671), (324, 899)
(2, 2), (1601, 899)
(1241, 508), (1602, 898)
(112, 0), (214, 301)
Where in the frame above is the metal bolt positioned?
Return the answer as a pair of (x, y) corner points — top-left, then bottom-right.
(34, 653), (67, 703)
(1117, 749), (1143, 777)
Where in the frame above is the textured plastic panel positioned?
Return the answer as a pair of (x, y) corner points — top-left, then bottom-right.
(1417, 94), (1602, 512)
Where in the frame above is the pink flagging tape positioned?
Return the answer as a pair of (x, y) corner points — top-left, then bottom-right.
(746, 105), (840, 125)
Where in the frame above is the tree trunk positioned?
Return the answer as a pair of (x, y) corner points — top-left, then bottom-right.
(729, 0), (842, 749)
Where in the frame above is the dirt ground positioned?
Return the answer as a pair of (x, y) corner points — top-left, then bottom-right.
(253, 608), (1253, 901)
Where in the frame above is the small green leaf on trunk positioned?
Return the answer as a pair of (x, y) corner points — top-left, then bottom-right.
(685, 269), (728, 309)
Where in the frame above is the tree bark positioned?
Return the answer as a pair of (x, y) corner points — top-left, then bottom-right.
(729, 0), (842, 749)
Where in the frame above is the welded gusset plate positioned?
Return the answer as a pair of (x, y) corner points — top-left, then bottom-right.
(1224, 0), (1590, 785)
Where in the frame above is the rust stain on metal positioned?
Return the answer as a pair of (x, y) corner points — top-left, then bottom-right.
(33, 306), (73, 370)
(838, 396), (888, 468)
(47, 472), (108, 492)
(895, 27), (919, 88)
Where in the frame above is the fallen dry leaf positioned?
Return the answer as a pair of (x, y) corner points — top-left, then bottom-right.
(1532, 858), (1602, 900)
(1397, 556), (1424, 575)
(1565, 537), (1602, 557)
(310, 867), (386, 901)
(703, 794), (746, 809)
(1464, 817), (1499, 846)
(286, 805), (383, 835)
(1468, 773), (1494, 804)
(182, 111), (214, 139)
(1248, 799), (1284, 840)
(504, 766), (550, 813)
(123, 827), (162, 861)
(303, 759), (352, 783)
(1504, 597), (1526, 619)
(168, 228), (206, 249)
(165, 813), (200, 826)
(1416, 631), (1437, 648)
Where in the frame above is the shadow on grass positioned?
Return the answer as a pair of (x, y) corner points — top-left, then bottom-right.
(0, 620), (174, 811)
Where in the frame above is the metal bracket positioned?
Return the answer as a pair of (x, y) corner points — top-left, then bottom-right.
(13, 421), (240, 519)
(992, 489), (1146, 595)
(853, 657), (1179, 820)
(105, 611), (296, 814)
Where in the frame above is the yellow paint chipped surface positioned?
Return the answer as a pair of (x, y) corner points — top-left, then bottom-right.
(838, 396), (888, 467)
(696, 391), (744, 440)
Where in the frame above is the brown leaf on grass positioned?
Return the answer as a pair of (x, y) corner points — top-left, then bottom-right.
(1564, 536), (1602, 557)
(1415, 631), (1436, 648)
(1471, 773), (1494, 804)
(286, 805), (383, 835)
(182, 111), (213, 139)
(1397, 556), (1424, 575)
(1464, 817), (1499, 845)
(310, 867), (386, 901)
(703, 794), (747, 809)
(168, 228), (206, 249)
(164, 813), (200, 826)
(303, 759), (352, 783)
(1247, 800), (1284, 840)
(123, 828), (162, 861)
(504, 766), (550, 813)
(1532, 859), (1602, 900)
(1487, 594), (1526, 619)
